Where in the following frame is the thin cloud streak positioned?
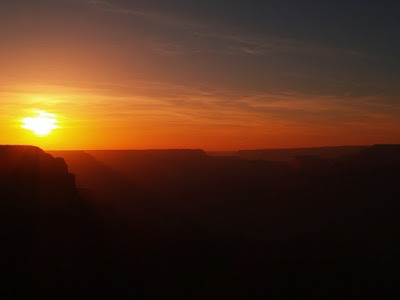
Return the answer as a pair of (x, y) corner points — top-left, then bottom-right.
(86, 0), (366, 58)
(86, 0), (203, 29)
(1, 80), (398, 131)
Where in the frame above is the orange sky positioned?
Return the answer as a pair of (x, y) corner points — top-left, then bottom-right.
(1, 0), (400, 150)
(1, 81), (399, 150)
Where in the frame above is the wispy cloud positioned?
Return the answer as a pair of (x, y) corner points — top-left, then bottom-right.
(2, 79), (397, 132)
(86, 0), (203, 29)
(207, 33), (366, 57)
(1, 78), (399, 150)
(85, 0), (366, 58)
(149, 32), (367, 57)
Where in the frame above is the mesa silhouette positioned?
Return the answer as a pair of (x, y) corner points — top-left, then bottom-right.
(1, 145), (399, 298)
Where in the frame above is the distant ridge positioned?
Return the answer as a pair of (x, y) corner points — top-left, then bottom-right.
(238, 145), (371, 161)
(87, 149), (207, 160)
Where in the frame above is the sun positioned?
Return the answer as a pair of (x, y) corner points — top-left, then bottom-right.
(21, 110), (59, 136)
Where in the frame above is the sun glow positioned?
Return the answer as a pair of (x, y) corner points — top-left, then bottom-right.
(21, 110), (59, 136)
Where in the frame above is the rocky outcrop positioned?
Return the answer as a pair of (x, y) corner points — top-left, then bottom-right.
(0, 145), (76, 193)
(0, 146), (101, 299)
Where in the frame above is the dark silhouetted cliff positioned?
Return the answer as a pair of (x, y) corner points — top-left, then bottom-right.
(0, 146), (110, 299)
(3, 145), (400, 298)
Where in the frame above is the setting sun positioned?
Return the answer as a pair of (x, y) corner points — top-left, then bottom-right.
(21, 110), (59, 137)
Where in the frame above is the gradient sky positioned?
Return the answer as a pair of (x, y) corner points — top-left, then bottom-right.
(1, 0), (400, 150)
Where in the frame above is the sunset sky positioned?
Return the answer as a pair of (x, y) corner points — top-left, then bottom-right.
(1, 0), (399, 150)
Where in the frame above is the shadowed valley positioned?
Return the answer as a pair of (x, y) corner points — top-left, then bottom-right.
(1, 145), (400, 298)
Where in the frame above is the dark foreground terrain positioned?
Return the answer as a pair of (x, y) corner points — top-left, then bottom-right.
(1, 144), (400, 298)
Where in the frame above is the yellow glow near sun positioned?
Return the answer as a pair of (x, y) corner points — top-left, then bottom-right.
(22, 110), (59, 136)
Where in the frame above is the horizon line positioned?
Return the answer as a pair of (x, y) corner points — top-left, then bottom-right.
(41, 144), (377, 152)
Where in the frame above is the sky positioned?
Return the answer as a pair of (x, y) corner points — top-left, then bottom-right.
(1, 0), (400, 150)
